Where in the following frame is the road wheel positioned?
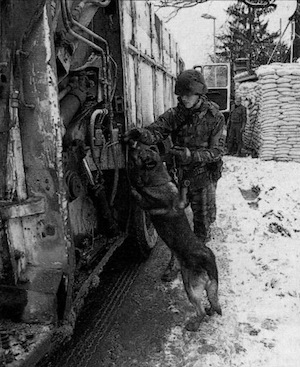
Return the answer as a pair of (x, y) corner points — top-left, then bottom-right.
(133, 206), (158, 259)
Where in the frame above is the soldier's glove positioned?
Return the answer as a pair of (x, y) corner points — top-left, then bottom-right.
(192, 150), (204, 163)
(170, 146), (192, 165)
(123, 127), (154, 146)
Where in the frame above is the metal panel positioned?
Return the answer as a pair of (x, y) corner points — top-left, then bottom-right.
(154, 70), (166, 118)
(135, 1), (152, 56)
(121, 1), (133, 46)
(119, 0), (181, 130)
(127, 55), (137, 126)
(162, 27), (171, 71)
(151, 12), (163, 64)
(140, 62), (154, 124)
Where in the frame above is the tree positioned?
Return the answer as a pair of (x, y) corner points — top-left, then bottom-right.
(152, 0), (290, 64)
(153, 0), (277, 21)
(216, 0), (289, 68)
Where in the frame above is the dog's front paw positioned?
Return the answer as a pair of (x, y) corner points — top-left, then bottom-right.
(185, 315), (205, 332)
(161, 268), (179, 282)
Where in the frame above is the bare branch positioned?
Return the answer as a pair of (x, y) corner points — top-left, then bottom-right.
(153, 0), (208, 8)
(152, 0), (276, 22)
(153, 0), (209, 20)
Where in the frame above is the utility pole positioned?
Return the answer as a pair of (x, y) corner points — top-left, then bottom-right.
(201, 13), (217, 63)
(291, 19), (296, 62)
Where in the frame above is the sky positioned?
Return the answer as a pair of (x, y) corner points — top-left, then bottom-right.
(155, 0), (298, 68)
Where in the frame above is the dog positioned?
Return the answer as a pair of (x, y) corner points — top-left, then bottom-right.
(127, 140), (222, 331)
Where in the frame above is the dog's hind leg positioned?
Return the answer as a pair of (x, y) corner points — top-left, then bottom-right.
(161, 251), (180, 282)
(181, 266), (207, 331)
(205, 279), (222, 316)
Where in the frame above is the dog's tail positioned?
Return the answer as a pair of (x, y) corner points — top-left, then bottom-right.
(201, 248), (222, 316)
(194, 246), (219, 283)
(206, 278), (222, 316)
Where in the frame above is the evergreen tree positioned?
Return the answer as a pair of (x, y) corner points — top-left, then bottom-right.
(216, 0), (289, 68)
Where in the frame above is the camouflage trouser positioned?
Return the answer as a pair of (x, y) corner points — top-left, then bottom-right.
(188, 181), (217, 242)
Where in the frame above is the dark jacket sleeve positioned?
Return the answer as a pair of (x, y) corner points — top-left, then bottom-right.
(192, 110), (225, 164)
(145, 106), (189, 143)
(242, 106), (247, 127)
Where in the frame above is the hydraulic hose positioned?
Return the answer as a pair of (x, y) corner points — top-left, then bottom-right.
(89, 108), (108, 176)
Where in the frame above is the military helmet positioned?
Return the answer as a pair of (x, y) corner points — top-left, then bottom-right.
(175, 69), (208, 96)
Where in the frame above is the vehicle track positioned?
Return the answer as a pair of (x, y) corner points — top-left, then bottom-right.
(40, 241), (143, 367)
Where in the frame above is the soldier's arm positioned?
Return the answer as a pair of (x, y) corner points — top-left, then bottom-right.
(192, 112), (225, 163)
(146, 106), (187, 144)
(124, 106), (185, 145)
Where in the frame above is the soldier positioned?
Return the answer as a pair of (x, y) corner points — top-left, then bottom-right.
(227, 95), (247, 156)
(125, 69), (225, 245)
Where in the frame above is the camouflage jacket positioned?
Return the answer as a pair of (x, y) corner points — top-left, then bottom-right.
(229, 104), (247, 126)
(147, 99), (225, 165)
(146, 99), (225, 185)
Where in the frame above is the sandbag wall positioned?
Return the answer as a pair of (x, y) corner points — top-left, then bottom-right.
(256, 63), (300, 162)
(236, 82), (261, 154)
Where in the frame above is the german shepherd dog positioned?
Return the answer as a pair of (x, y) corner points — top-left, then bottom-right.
(127, 140), (222, 331)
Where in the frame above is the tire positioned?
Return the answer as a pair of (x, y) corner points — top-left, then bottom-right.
(133, 206), (158, 259)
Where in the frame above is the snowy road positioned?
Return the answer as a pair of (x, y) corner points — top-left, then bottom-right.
(161, 156), (300, 367)
(220, 156), (300, 367)
(60, 156), (300, 367)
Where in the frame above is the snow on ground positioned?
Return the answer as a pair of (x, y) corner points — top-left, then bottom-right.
(160, 156), (300, 367)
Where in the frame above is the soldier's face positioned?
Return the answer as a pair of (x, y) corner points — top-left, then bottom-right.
(235, 97), (241, 105)
(180, 94), (200, 109)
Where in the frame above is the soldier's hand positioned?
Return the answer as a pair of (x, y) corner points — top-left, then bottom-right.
(170, 146), (192, 165)
(123, 127), (153, 145)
